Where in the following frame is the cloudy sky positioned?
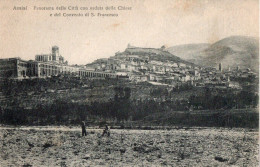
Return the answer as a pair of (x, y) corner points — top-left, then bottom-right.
(0, 0), (259, 64)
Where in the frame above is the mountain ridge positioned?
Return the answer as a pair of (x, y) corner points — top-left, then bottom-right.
(167, 36), (259, 72)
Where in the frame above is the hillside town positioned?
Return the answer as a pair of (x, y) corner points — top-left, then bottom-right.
(1, 45), (257, 92)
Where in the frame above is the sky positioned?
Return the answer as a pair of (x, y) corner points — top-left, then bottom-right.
(0, 0), (259, 64)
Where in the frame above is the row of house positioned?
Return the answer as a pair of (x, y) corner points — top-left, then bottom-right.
(88, 50), (201, 84)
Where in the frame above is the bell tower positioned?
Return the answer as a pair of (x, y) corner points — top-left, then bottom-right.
(52, 46), (59, 61)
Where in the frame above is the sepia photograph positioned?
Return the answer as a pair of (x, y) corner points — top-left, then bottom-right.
(0, 0), (259, 166)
